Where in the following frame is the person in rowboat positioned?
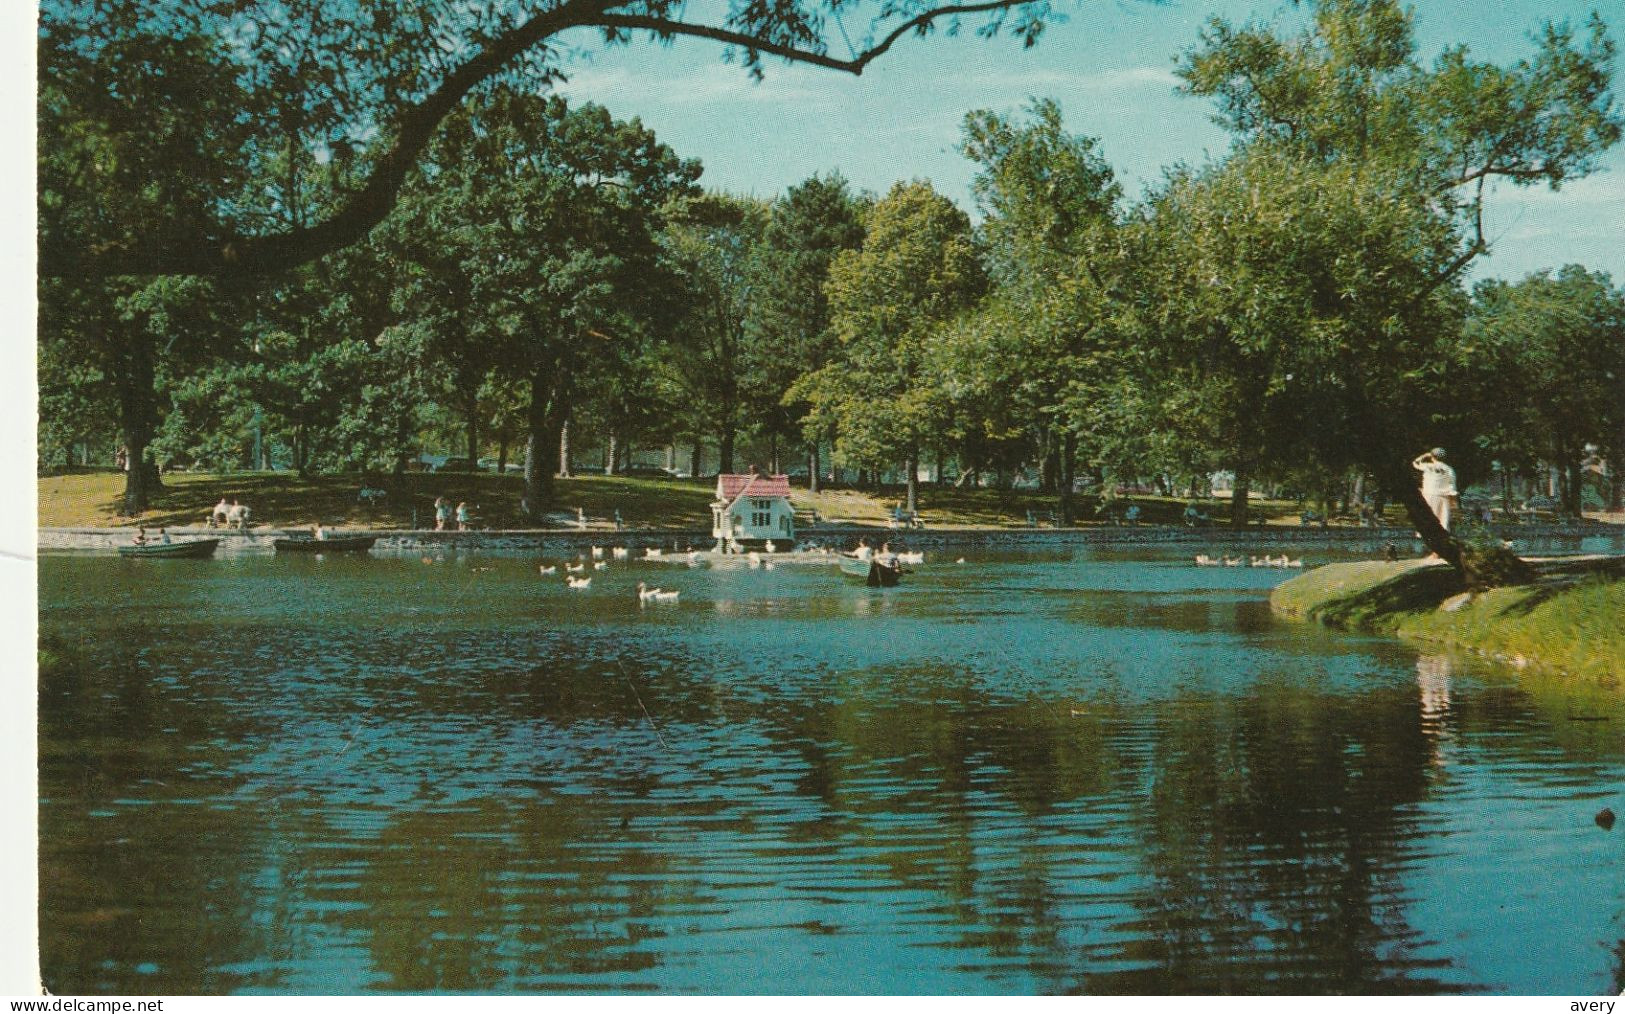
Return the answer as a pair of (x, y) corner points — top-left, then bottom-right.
(133, 527), (149, 546)
(852, 538), (872, 561)
(159, 528), (171, 544)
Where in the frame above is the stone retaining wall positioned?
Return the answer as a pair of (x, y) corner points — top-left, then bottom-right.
(39, 523), (1617, 554)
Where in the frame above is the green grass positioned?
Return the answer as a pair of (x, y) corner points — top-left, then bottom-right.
(1399, 577), (1625, 686)
(1272, 559), (1625, 685)
(37, 467), (1407, 531)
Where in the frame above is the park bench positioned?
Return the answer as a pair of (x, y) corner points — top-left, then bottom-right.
(1025, 508), (1059, 527)
(890, 507), (924, 530)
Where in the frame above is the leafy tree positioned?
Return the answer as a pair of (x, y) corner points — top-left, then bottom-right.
(40, 0), (1063, 281)
(38, 13), (257, 511)
(393, 86), (698, 513)
(1162, 0), (1621, 564)
(801, 181), (986, 512)
(1467, 266), (1625, 515)
(658, 193), (770, 475)
(959, 98), (1123, 521)
(745, 174), (867, 489)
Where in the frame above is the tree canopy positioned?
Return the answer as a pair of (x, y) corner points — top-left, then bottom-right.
(39, 0), (1061, 280)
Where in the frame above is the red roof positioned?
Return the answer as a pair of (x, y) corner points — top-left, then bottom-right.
(717, 473), (791, 502)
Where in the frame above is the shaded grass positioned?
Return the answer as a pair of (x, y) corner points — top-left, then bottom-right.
(1270, 559), (1462, 632)
(1272, 559), (1625, 684)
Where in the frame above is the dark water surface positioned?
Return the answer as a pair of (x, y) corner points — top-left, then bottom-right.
(37, 543), (1625, 994)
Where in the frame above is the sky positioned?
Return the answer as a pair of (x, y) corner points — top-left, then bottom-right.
(550, 0), (1625, 286)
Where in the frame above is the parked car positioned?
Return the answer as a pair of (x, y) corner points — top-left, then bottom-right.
(435, 457), (485, 473)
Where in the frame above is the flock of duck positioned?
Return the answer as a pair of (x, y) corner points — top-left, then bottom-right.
(527, 541), (944, 601)
(1193, 553), (1304, 568)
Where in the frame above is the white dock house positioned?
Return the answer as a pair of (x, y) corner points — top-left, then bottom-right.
(712, 472), (795, 551)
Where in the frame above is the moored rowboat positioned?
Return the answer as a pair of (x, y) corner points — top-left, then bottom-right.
(118, 538), (220, 559)
(274, 535), (377, 553)
(838, 553), (903, 587)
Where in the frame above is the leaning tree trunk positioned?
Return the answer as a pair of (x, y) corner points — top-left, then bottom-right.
(1376, 459), (1462, 569)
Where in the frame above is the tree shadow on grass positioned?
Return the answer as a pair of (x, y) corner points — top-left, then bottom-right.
(1306, 565), (1464, 630)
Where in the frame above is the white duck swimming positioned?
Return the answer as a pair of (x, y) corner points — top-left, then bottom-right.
(566, 575), (591, 589)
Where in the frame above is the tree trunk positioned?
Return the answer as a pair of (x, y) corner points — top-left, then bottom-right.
(1566, 456), (1584, 517)
(112, 333), (160, 515)
(1059, 431), (1077, 526)
(808, 442), (820, 494)
(557, 417), (571, 478)
(690, 439), (702, 480)
(1229, 465), (1250, 530)
(606, 432), (618, 476)
(769, 433), (779, 475)
(905, 449), (918, 514)
(524, 364), (568, 517)
(1382, 461), (1462, 568)
(718, 429), (735, 475)
(466, 393), (480, 465)
(497, 436), (509, 475)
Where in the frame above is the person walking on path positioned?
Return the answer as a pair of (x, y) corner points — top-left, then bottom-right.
(434, 496), (452, 531)
(1413, 448), (1458, 531)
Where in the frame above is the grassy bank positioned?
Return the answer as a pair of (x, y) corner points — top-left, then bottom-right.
(1272, 559), (1625, 685)
(39, 468), (1357, 531)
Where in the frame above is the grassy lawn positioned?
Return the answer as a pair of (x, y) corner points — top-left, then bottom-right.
(36, 468), (723, 530)
(38, 467), (1425, 531)
(1272, 557), (1625, 684)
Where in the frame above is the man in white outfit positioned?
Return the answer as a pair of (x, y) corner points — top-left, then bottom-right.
(1413, 447), (1457, 530)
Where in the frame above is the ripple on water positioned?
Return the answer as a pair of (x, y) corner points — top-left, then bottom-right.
(35, 547), (1625, 994)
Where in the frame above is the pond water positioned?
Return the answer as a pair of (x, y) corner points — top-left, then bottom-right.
(37, 540), (1625, 994)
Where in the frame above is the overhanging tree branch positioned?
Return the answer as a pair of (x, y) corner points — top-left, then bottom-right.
(44, 0), (1039, 282)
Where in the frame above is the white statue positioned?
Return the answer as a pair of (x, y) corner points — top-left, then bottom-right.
(1413, 447), (1458, 530)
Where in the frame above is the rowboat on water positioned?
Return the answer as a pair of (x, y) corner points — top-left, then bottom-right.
(117, 538), (220, 559)
(273, 534), (377, 553)
(838, 553), (903, 587)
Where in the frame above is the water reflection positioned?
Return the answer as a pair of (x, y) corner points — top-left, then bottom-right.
(37, 550), (1625, 994)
